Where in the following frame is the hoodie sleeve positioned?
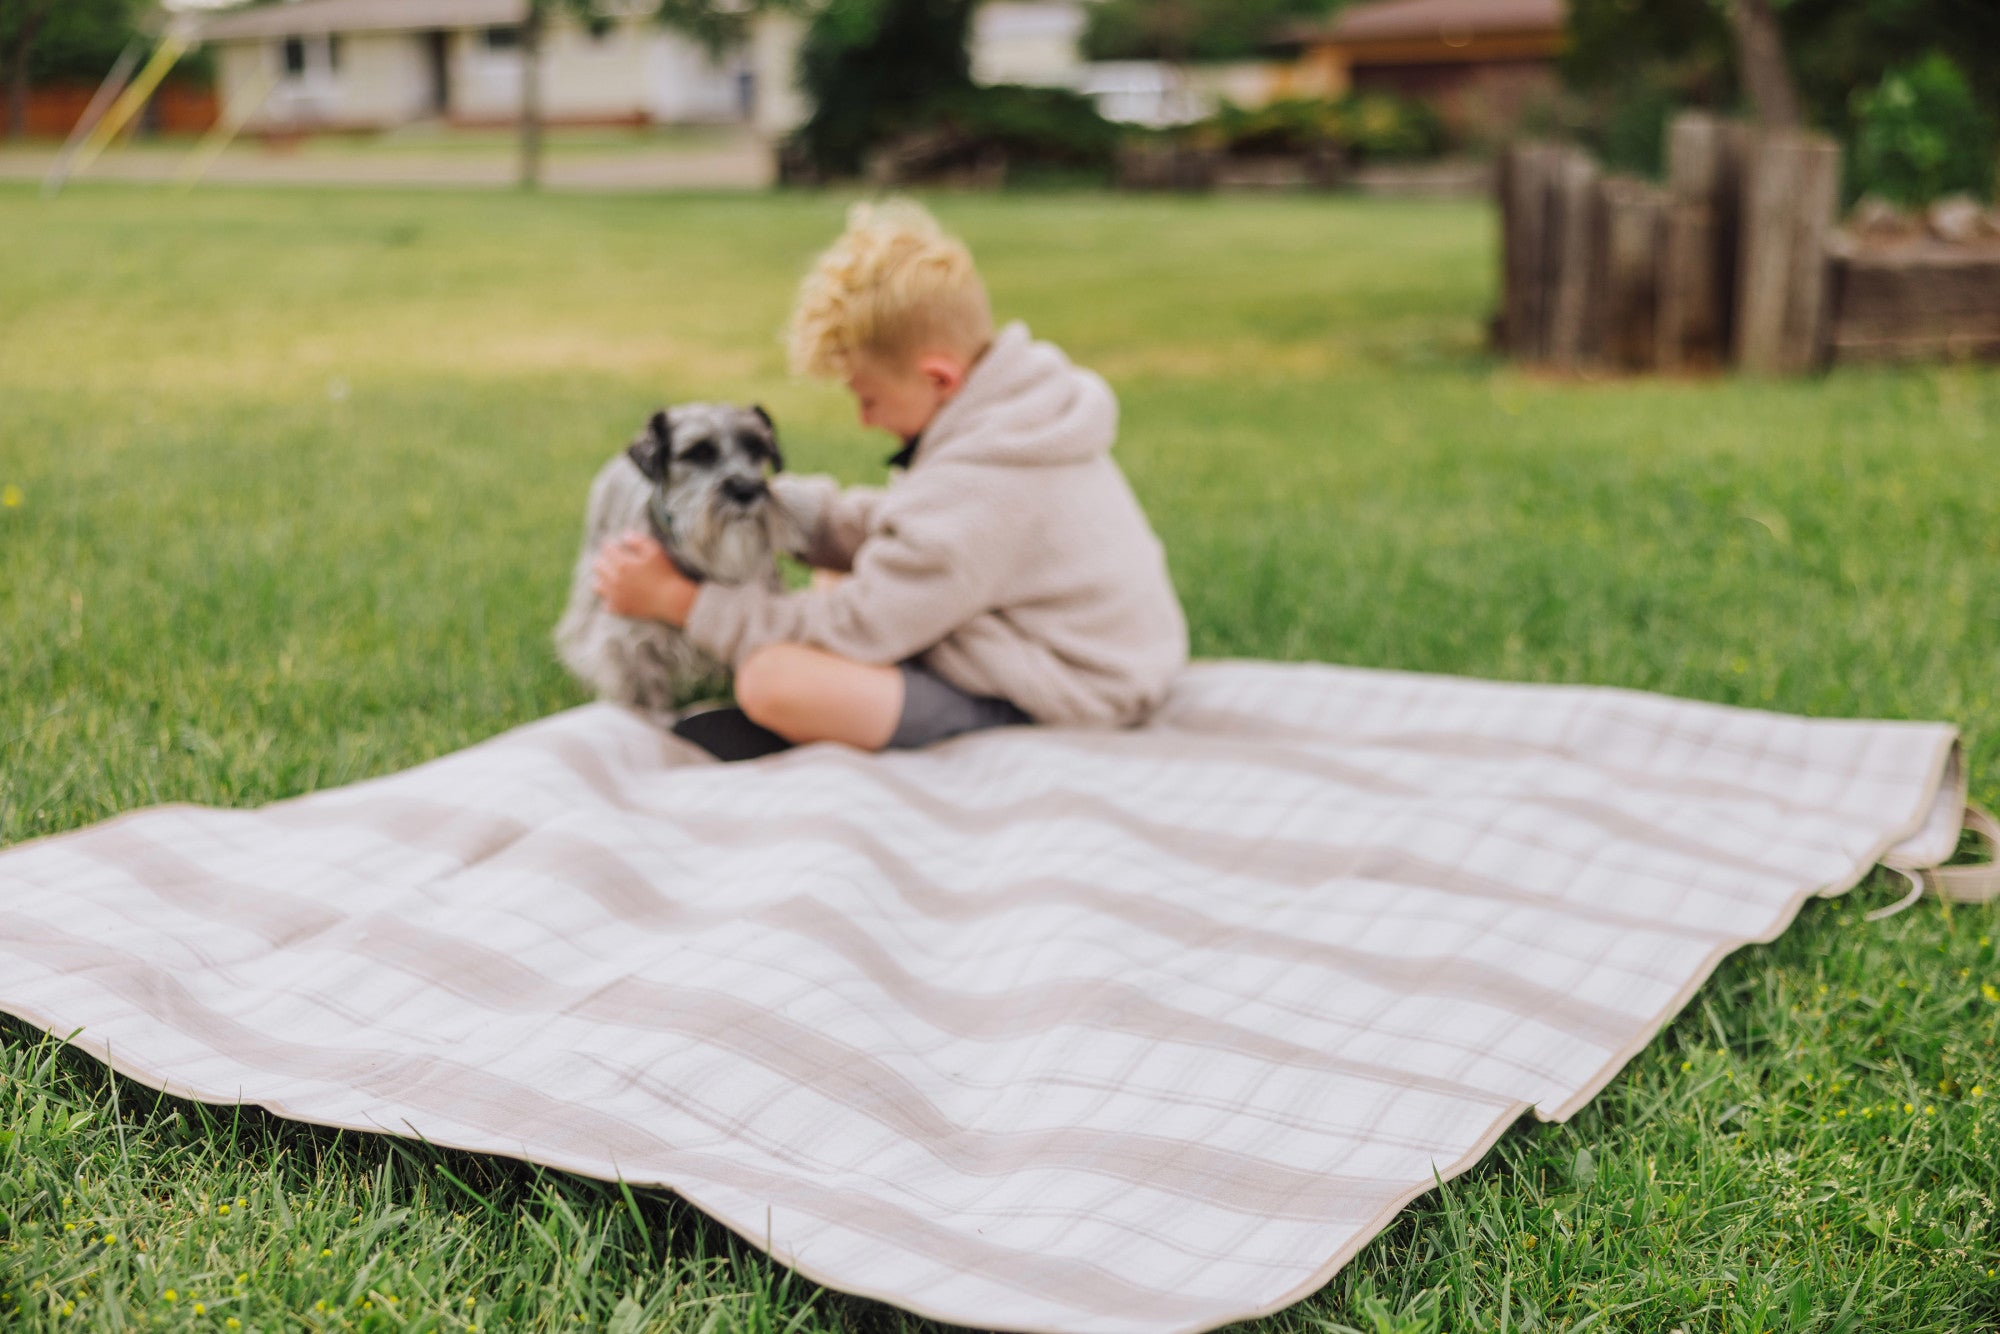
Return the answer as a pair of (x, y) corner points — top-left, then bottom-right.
(770, 472), (886, 573)
(685, 469), (1018, 668)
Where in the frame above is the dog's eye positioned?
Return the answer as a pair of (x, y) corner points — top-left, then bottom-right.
(736, 432), (772, 463)
(679, 441), (718, 467)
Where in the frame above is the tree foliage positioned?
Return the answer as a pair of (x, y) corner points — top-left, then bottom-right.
(793, 0), (977, 177)
(1852, 51), (1996, 204)
(1563, 0), (2000, 137)
(1562, 0), (2000, 194)
(1081, 0), (1342, 64)
(0, 0), (150, 83)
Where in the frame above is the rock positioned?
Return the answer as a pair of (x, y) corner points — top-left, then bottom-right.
(1849, 194), (1915, 240)
(1927, 193), (1984, 243)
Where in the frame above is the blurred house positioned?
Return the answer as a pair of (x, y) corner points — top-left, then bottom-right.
(972, 2), (1088, 88)
(200, 0), (758, 131)
(1276, 0), (1566, 136)
(200, 0), (1095, 137)
(1076, 63), (1206, 128)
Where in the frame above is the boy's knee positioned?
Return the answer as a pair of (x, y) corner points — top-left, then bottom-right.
(735, 644), (807, 732)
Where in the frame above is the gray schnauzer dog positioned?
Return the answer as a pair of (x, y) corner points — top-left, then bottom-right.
(554, 403), (804, 721)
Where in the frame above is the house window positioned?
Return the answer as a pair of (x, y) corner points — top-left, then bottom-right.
(282, 36), (307, 75)
(482, 25), (521, 50)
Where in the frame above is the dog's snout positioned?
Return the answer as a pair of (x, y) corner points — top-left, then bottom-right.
(722, 476), (766, 505)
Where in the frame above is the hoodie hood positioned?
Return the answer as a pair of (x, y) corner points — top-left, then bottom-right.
(911, 322), (1117, 469)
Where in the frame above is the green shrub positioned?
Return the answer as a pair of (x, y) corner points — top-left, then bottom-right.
(923, 83), (1122, 172)
(1081, 0), (1339, 63)
(1593, 80), (1679, 178)
(1203, 94), (1446, 161)
(1342, 92), (1447, 160)
(1850, 52), (1997, 205)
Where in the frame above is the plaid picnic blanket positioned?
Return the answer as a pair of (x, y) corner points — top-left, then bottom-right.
(0, 661), (1969, 1333)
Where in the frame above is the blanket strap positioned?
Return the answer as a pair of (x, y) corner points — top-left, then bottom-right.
(1868, 803), (2000, 921)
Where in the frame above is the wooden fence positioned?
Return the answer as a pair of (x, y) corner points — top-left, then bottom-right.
(1, 82), (217, 138)
(1497, 112), (1841, 375)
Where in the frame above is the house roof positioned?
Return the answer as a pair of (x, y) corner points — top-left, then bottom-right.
(1286, 0), (1566, 47)
(199, 0), (527, 42)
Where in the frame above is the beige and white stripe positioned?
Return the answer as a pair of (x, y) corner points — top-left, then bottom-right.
(0, 661), (1968, 1332)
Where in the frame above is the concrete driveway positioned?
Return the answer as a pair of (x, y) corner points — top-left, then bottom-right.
(0, 125), (776, 192)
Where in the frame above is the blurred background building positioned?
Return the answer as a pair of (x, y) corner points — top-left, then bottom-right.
(3, 0), (1994, 220)
(1274, 0), (1563, 141)
(200, 0), (754, 131)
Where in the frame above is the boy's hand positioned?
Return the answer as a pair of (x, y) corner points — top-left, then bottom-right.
(592, 532), (699, 627)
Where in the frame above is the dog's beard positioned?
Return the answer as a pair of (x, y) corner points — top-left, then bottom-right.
(662, 478), (799, 585)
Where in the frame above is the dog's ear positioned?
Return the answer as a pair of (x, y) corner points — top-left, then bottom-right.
(751, 404), (784, 472)
(627, 409), (673, 482)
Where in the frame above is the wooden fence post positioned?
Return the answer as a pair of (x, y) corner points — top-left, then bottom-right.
(1655, 111), (1744, 371)
(1546, 147), (1603, 370)
(1735, 128), (1841, 374)
(1599, 176), (1666, 371)
(1499, 141), (1561, 360)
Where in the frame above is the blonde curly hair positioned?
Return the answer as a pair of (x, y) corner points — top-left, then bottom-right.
(788, 199), (993, 379)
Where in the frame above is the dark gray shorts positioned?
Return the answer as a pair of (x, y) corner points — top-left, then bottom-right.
(886, 661), (1032, 750)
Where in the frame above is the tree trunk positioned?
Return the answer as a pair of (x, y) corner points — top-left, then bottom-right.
(4, 0), (56, 141)
(518, 0), (546, 190)
(1728, 0), (1801, 129)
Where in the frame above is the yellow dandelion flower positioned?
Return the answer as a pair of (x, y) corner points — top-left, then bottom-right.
(164, 1291), (178, 1303)
(465, 1296), (476, 1305)
(1982, 983), (1999, 1003)
(227, 1319), (241, 1330)
(235, 1197), (246, 1208)
(62, 1303), (74, 1317)
(193, 1303), (206, 1315)
(218, 1205), (230, 1215)
(1521, 1234), (1538, 1249)
(1973, 1086), (1985, 1098)
(1924, 1105), (1936, 1116)
(2, 484), (21, 508)
(64, 1223), (75, 1232)
(235, 1273), (247, 1286)
(1904, 1102), (1915, 1114)
(314, 1300), (328, 1313)
(320, 1249), (332, 1258)
(1680, 1061), (1692, 1072)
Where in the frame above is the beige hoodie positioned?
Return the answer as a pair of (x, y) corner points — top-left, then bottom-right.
(683, 321), (1188, 727)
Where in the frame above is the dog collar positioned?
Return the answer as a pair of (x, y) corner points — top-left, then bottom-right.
(645, 491), (708, 583)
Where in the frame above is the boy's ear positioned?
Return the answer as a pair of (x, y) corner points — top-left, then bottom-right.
(752, 403), (784, 472)
(627, 409), (673, 482)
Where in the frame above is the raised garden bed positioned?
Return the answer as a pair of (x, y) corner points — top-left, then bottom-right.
(1827, 235), (2000, 363)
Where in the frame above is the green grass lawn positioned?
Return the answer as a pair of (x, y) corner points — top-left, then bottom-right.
(2, 183), (1997, 1333)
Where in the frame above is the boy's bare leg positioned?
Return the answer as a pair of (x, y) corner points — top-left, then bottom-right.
(734, 642), (903, 751)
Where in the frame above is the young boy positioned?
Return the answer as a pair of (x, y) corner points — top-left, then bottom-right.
(592, 200), (1186, 754)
